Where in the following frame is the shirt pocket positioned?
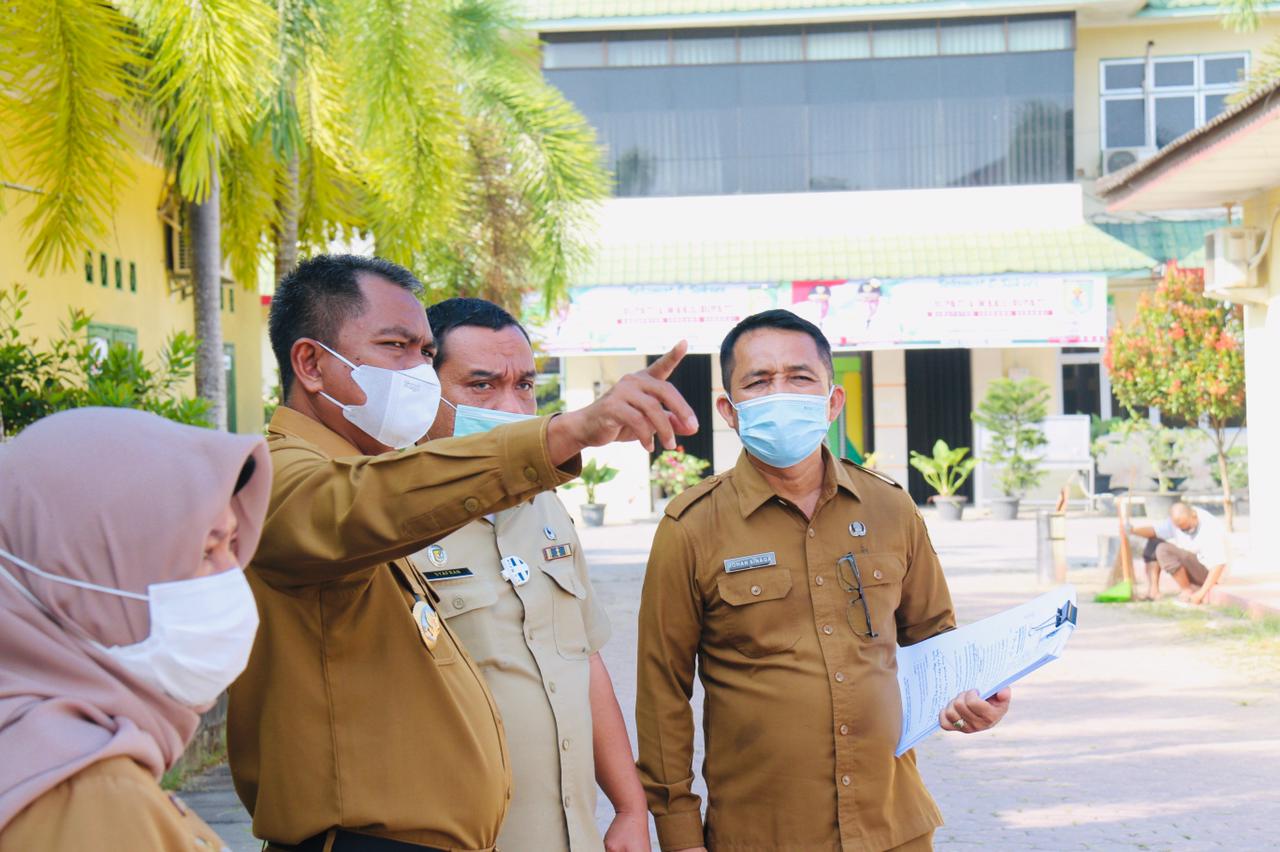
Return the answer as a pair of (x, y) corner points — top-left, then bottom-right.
(539, 559), (592, 661)
(436, 577), (499, 619)
(851, 552), (905, 644)
(714, 568), (802, 658)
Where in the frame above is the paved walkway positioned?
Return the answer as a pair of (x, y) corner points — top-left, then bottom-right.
(186, 513), (1280, 850)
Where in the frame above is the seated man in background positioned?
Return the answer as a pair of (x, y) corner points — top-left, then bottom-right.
(414, 298), (650, 852)
(1129, 501), (1229, 604)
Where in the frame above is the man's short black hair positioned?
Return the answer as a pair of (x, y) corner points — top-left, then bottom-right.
(269, 254), (423, 398)
(426, 298), (530, 369)
(719, 309), (835, 388)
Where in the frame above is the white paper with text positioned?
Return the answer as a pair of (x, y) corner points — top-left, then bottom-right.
(895, 585), (1077, 756)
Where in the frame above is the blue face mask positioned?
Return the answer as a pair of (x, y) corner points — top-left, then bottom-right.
(446, 399), (537, 437)
(729, 388), (834, 469)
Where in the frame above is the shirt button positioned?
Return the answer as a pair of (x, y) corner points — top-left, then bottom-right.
(452, 596), (465, 610)
(463, 497), (481, 513)
(564, 794), (572, 808)
(562, 738), (571, 751)
(548, 681), (557, 693)
(807, 528), (816, 538)
(524, 465), (539, 482)
(873, 569), (884, 580)
(526, 630), (535, 641)
(750, 584), (762, 596)
(815, 576), (824, 586)
(834, 672), (845, 683)
(822, 624), (833, 635)
(840, 724), (850, 735)
(842, 775), (851, 786)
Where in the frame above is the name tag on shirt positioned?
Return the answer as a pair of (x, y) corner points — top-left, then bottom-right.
(422, 567), (475, 582)
(723, 552), (777, 573)
(543, 543), (574, 561)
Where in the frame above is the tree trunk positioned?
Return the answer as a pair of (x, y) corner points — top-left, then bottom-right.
(274, 152), (300, 283)
(1213, 425), (1235, 531)
(190, 165), (227, 431)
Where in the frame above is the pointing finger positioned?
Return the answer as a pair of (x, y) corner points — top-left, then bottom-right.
(645, 340), (688, 381)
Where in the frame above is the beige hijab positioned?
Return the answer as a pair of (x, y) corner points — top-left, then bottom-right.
(0, 408), (270, 828)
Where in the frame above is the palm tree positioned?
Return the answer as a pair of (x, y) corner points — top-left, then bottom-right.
(2, 0), (277, 430)
(1223, 0), (1280, 95)
(419, 0), (608, 312)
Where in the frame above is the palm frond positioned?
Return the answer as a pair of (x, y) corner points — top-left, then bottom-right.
(122, 0), (278, 202)
(221, 132), (283, 289)
(0, 0), (141, 272)
(1222, 0), (1261, 32)
(296, 49), (366, 249)
(1235, 39), (1280, 98)
(464, 59), (608, 309)
(335, 0), (466, 264)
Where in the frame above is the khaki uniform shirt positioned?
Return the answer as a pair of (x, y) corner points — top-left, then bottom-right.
(0, 756), (226, 851)
(416, 493), (611, 852)
(228, 407), (576, 850)
(636, 450), (955, 852)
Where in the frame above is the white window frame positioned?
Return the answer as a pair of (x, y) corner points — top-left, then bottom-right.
(1099, 51), (1248, 153)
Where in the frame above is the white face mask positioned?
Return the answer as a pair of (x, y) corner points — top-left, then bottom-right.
(315, 341), (442, 449)
(0, 548), (260, 709)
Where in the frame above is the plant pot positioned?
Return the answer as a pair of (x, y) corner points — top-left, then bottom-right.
(1143, 491), (1179, 521)
(580, 503), (606, 527)
(1094, 473), (1112, 494)
(989, 496), (1020, 520)
(932, 495), (967, 521)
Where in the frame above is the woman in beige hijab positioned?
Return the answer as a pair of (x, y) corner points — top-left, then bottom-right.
(0, 407), (271, 850)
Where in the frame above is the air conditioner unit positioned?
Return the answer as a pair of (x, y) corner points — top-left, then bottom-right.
(1102, 147), (1157, 175)
(1204, 227), (1263, 299)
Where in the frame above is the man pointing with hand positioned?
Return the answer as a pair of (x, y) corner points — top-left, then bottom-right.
(228, 255), (694, 852)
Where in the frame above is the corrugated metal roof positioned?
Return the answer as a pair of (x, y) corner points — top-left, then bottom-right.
(1094, 218), (1226, 267)
(576, 224), (1155, 284)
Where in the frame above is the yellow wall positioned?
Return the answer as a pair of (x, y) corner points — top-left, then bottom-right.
(1241, 188), (1280, 538)
(1, 155), (264, 434)
(1074, 19), (1280, 183)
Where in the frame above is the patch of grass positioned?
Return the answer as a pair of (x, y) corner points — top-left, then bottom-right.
(161, 737), (227, 791)
(1132, 599), (1280, 668)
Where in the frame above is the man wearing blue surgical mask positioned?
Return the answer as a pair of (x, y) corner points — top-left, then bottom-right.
(415, 298), (651, 852)
(636, 310), (1012, 852)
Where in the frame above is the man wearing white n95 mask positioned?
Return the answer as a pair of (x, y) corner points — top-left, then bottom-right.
(414, 298), (650, 852)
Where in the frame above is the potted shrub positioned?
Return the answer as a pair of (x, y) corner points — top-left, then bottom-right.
(971, 377), (1049, 520)
(1119, 420), (1199, 518)
(1089, 415), (1124, 495)
(565, 458), (619, 527)
(909, 439), (977, 521)
(650, 447), (710, 514)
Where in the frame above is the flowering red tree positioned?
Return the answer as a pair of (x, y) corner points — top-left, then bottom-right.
(1105, 264), (1246, 528)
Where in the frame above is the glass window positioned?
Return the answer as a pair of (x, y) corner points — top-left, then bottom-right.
(99, 253), (108, 288)
(542, 35), (603, 69)
(1103, 61), (1145, 92)
(85, 251), (93, 283)
(607, 32), (669, 67)
(1062, 363), (1102, 418)
(672, 29), (735, 65)
(1204, 55), (1246, 86)
(114, 258), (122, 290)
(1154, 95), (1195, 147)
(1153, 59), (1195, 88)
(940, 20), (1005, 56)
(1204, 92), (1231, 121)
(739, 26), (802, 63)
(1104, 98), (1146, 148)
(545, 46), (1073, 197)
(873, 21), (937, 58)
(1008, 16), (1072, 52)
(129, 261), (137, 293)
(805, 24), (870, 61)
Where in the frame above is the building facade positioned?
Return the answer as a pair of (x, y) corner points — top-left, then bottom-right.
(1, 140), (266, 435)
(521, 0), (1277, 519)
